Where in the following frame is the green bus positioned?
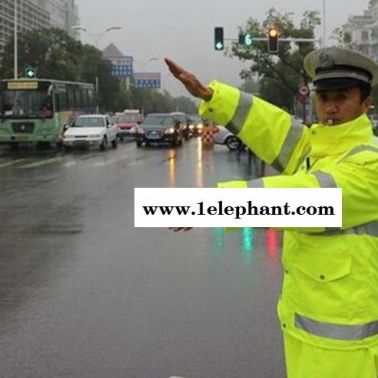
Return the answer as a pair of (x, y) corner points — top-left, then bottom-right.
(0, 79), (95, 149)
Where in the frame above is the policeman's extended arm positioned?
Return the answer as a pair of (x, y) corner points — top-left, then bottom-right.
(165, 58), (213, 101)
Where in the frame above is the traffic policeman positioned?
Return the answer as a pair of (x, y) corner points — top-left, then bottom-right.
(166, 47), (378, 377)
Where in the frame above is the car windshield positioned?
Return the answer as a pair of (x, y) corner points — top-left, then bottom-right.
(73, 117), (105, 127)
(190, 115), (201, 124)
(143, 115), (173, 127)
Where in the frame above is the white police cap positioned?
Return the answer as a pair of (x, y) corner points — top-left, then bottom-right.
(304, 47), (378, 90)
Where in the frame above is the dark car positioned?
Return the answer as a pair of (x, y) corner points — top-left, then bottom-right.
(188, 114), (203, 137)
(135, 113), (183, 147)
(170, 111), (192, 139)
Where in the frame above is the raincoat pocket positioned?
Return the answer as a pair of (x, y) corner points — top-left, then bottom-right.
(293, 250), (354, 318)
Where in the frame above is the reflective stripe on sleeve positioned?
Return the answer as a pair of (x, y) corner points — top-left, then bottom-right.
(225, 92), (253, 135)
(313, 171), (338, 188)
(339, 144), (378, 162)
(247, 179), (265, 188)
(295, 313), (378, 340)
(271, 118), (304, 173)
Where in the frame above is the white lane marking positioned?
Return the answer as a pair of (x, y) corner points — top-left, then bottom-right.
(127, 159), (144, 166)
(63, 161), (76, 167)
(0, 158), (29, 168)
(92, 151), (135, 166)
(18, 157), (64, 168)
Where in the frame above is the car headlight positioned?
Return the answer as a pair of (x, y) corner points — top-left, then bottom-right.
(164, 127), (175, 134)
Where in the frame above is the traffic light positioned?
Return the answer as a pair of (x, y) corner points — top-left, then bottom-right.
(25, 67), (37, 78)
(238, 32), (253, 47)
(214, 27), (224, 51)
(267, 27), (279, 53)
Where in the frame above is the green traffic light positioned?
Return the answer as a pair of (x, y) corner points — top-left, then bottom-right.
(214, 27), (224, 51)
(25, 67), (37, 78)
(238, 32), (253, 47)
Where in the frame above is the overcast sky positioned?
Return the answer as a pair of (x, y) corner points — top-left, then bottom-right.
(75, 0), (369, 97)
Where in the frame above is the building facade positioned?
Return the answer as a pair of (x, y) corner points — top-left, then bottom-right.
(0, 0), (79, 63)
(343, 0), (378, 60)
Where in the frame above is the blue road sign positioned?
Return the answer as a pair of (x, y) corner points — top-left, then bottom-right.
(132, 72), (161, 89)
(109, 56), (133, 78)
(111, 64), (133, 78)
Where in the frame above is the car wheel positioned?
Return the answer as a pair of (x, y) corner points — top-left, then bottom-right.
(111, 137), (118, 149)
(100, 136), (108, 151)
(226, 136), (241, 151)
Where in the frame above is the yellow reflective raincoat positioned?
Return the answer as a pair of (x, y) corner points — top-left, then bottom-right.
(199, 81), (378, 377)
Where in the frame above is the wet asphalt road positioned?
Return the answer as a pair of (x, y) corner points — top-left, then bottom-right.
(0, 139), (284, 378)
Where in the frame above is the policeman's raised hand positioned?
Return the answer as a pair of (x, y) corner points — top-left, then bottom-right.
(164, 58), (213, 101)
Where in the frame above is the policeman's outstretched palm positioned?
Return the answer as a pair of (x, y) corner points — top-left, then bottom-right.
(164, 58), (213, 101)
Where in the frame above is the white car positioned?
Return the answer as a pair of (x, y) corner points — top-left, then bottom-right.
(212, 124), (243, 150)
(63, 115), (118, 151)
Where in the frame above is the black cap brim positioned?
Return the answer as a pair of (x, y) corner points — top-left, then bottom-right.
(314, 78), (369, 91)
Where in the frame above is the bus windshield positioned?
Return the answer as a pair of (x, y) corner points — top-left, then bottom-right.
(0, 89), (53, 119)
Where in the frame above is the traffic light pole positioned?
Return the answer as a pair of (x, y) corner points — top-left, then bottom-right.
(219, 30), (321, 125)
(230, 37), (320, 43)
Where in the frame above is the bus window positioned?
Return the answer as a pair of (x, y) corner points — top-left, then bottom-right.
(54, 94), (60, 112)
(82, 89), (89, 109)
(41, 95), (53, 118)
(75, 88), (82, 109)
(88, 89), (94, 111)
(67, 87), (75, 109)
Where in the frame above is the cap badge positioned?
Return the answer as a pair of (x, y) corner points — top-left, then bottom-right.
(318, 52), (335, 69)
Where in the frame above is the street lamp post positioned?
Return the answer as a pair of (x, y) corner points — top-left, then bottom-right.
(141, 57), (159, 72)
(14, 0), (18, 79)
(73, 26), (122, 113)
(322, 0), (326, 47)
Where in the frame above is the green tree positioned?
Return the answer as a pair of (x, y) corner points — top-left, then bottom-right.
(113, 87), (196, 114)
(0, 28), (82, 80)
(330, 26), (378, 113)
(229, 8), (320, 112)
(79, 44), (120, 112)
